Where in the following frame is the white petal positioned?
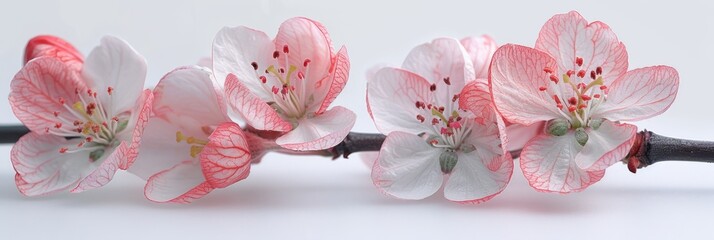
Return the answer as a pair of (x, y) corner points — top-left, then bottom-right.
(212, 26), (274, 99)
(276, 106), (356, 151)
(367, 67), (434, 135)
(128, 118), (192, 180)
(443, 150), (512, 203)
(575, 121), (636, 170)
(144, 161), (214, 203)
(402, 37), (474, 94)
(371, 132), (443, 200)
(83, 36), (147, 116)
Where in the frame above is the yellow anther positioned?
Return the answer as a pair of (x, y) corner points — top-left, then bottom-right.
(190, 145), (204, 158)
(186, 136), (208, 145)
(176, 131), (186, 143)
(562, 73), (571, 84)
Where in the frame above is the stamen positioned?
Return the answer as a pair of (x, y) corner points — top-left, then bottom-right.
(260, 76), (267, 83)
(59, 147), (68, 153)
(416, 115), (425, 123)
(283, 45), (289, 54)
(590, 70), (596, 79)
(273, 51), (279, 59)
(539, 86), (547, 91)
(543, 67), (554, 74)
(577, 70), (586, 78)
(107, 87), (114, 95)
(430, 84), (437, 92)
(443, 77), (451, 85)
(303, 59), (311, 67)
(549, 75), (559, 83)
(576, 57), (583, 66)
(596, 66), (603, 75)
(251, 62), (258, 70)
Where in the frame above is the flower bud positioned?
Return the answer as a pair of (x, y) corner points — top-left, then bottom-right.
(547, 119), (570, 136)
(439, 150), (458, 174)
(574, 127), (589, 146)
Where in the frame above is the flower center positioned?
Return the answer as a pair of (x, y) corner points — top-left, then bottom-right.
(53, 86), (129, 161)
(539, 56), (609, 129)
(413, 76), (474, 152)
(250, 45), (314, 121)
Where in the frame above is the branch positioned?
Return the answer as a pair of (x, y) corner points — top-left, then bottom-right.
(0, 125), (29, 144)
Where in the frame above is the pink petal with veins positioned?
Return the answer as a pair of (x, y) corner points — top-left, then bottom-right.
(367, 67), (434, 135)
(315, 46), (350, 114)
(71, 142), (128, 193)
(224, 73), (292, 132)
(144, 161), (215, 204)
(121, 89), (154, 169)
(461, 35), (497, 80)
(200, 122), (251, 189)
(24, 35), (84, 72)
(575, 121), (637, 170)
(402, 37), (474, 94)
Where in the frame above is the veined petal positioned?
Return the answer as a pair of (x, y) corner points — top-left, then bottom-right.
(144, 161), (214, 203)
(10, 57), (84, 133)
(520, 133), (605, 193)
(212, 26), (274, 97)
(489, 44), (563, 125)
(459, 81), (498, 124)
(11, 133), (92, 196)
(119, 89), (153, 169)
(71, 142), (128, 193)
(461, 35), (497, 80)
(128, 118), (192, 180)
(200, 122), (251, 189)
(372, 131), (443, 200)
(24, 35), (84, 72)
(594, 66), (679, 121)
(275, 17), (334, 90)
(83, 36), (147, 116)
(314, 46), (350, 114)
(275, 106), (356, 151)
(402, 37), (474, 93)
(575, 121), (637, 170)
(367, 67), (434, 135)
(444, 149), (512, 204)
(535, 11), (628, 85)
(224, 73), (292, 132)
(505, 122), (544, 152)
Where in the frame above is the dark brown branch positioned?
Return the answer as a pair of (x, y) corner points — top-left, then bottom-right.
(0, 125), (29, 144)
(626, 130), (714, 173)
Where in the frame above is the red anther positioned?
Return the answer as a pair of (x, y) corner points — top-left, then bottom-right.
(297, 72), (304, 80)
(581, 94), (592, 101)
(568, 97), (577, 105)
(54, 122), (62, 129)
(273, 51), (279, 59)
(91, 125), (100, 133)
(427, 104), (432, 109)
(45, 127), (50, 133)
(432, 118), (439, 125)
(590, 70), (596, 79)
(430, 83), (437, 92)
(579, 103), (587, 109)
(290, 86), (296, 91)
(440, 127), (449, 135)
(75, 127), (82, 133)
(443, 77), (451, 85)
(556, 103), (563, 109)
(552, 95), (562, 104)
(77, 141), (84, 147)
(577, 70), (586, 78)
(58, 97), (65, 104)
(568, 105), (577, 112)
(303, 59), (311, 67)
(53, 111), (60, 117)
(75, 88), (80, 94)
(59, 147), (68, 153)
(438, 106), (445, 113)
(281, 86), (288, 95)
(259, 76), (267, 83)
(93, 92), (97, 98)
(112, 116), (119, 122)
(539, 86), (547, 91)
(543, 66), (553, 74)
(279, 68), (285, 74)
(102, 122), (108, 128)
(566, 70), (575, 77)
(430, 139), (439, 145)
(577, 83), (586, 89)
(593, 94), (601, 98)
(456, 116), (462, 121)
(73, 120), (82, 126)
(599, 85), (608, 90)
(86, 137), (93, 142)
(272, 86), (279, 94)
(415, 101), (425, 109)
(283, 45), (289, 54)
(576, 57), (583, 66)
(107, 86), (114, 95)
(416, 115), (425, 123)
(549, 75), (559, 83)
(87, 89), (93, 95)
(251, 62), (258, 70)
(596, 66), (603, 75)
(450, 121), (462, 129)
(452, 94), (459, 102)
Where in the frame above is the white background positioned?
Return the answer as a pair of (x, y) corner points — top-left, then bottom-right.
(2, 0), (714, 239)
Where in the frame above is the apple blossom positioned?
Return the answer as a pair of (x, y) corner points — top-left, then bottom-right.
(489, 11), (679, 193)
(9, 35), (152, 196)
(214, 17), (356, 151)
(368, 38), (511, 203)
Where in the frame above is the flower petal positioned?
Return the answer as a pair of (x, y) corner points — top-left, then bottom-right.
(275, 106), (356, 151)
(371, 131), (443, 200)
(461, 35), (497, 80)
(444, 150), (512, 203)
(594, 66), (679, 121)
(212, 26), (274, 97)
(535, 11), (628, 85)
(459, 81), (498, 123)
(505, 122), (544, 152)
(128, 118), (191, 180)
(200, 122), (252, 189)
(9, 57), (84, 133)
(71, 142), (128, 193)
(144, 161), (214, 203)
(489, 44), (563, 125)
(575, 121), (637, 170)
(314, 46), (350, 114)
(118, 89), (153, 170)
(24, 35), (84, 72)
(83, 36), (147, 116)
(520, 133), (605, 193)
(274, 17), (333, 89)
(224, 73), (292, 132)
(11, 133), (92, 196)
(402, 37), (473, 93)
(367, 67), (434, 135)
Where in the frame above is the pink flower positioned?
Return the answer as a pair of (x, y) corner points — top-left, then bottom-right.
(368, 38), (512, 203)
(9, 36), (152, 196)
(129, 66), (254, 203)
(213, 17), (356, 151)
(489, 11), (679, 193)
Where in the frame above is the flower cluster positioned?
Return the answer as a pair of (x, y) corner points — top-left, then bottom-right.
(7, 11), (679, 204)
